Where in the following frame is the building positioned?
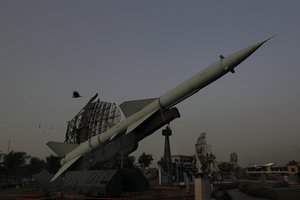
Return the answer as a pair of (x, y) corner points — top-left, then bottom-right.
(287, 160), (300, 175)
(247, 161), (300, 176)
(171, 155), (194, 164)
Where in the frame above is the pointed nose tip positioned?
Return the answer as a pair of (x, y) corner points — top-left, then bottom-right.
(249, 35), (276, 53)
(225, 36), (274, 69)
(256, 34), (276, 48)
(264, 34), (276, 43)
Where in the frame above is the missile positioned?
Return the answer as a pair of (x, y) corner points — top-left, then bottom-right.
(50, 37), (272, 182)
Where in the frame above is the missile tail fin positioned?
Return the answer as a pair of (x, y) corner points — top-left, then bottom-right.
(47, 141), (79, 157)
(119, 98), (157, 118)
(50, 155), (81, 182)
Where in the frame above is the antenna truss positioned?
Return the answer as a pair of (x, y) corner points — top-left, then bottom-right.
(65, 94), (121, 144)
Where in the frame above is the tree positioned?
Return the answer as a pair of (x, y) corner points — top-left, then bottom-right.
(287, 160), (298, 166)
(123, 155), (136, 169)
(2, 151), (29, 176)
(138, 153), (153, 169)
(115, 155), (137, 169)
(0, 151), (3, 175)
(45, 155), (61, 174)
(27, 157), (45, 175)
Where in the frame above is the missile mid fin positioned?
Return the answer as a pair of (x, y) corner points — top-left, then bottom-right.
(50, 155), (81, 182)
(47, 141), (79, 157)
(119, 98), (157, 118)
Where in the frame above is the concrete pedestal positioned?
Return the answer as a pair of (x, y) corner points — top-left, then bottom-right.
(194, 177), (211, 200)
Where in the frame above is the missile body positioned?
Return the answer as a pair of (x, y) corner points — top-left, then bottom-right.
(51, 38), (271, 181)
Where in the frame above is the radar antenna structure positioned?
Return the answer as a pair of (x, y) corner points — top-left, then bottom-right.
(65, 93), (121, 144)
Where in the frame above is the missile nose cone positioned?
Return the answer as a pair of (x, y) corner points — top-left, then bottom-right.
(254, 34), (276, 50)
(262, 34), (276, 44)
(225, 35), (274, 71)
(244, 35), (275, 54)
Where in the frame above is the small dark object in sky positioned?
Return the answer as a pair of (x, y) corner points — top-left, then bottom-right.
(72, 91), (82, 98)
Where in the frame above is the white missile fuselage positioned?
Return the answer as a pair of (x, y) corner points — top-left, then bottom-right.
(51, 38), (272, 182)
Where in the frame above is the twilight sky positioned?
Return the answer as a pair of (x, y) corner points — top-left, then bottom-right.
(0, 1), (299, 167)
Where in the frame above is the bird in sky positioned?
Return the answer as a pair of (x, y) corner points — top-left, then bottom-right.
(72, 91), (82, 98)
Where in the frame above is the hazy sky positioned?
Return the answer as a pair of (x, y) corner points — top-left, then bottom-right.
(1, 1), (299, 167)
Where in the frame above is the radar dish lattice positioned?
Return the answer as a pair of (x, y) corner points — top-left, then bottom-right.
(65, 93), (121, 144)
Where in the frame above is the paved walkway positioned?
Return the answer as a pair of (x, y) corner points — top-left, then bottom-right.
(228, 189), (268, 200)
